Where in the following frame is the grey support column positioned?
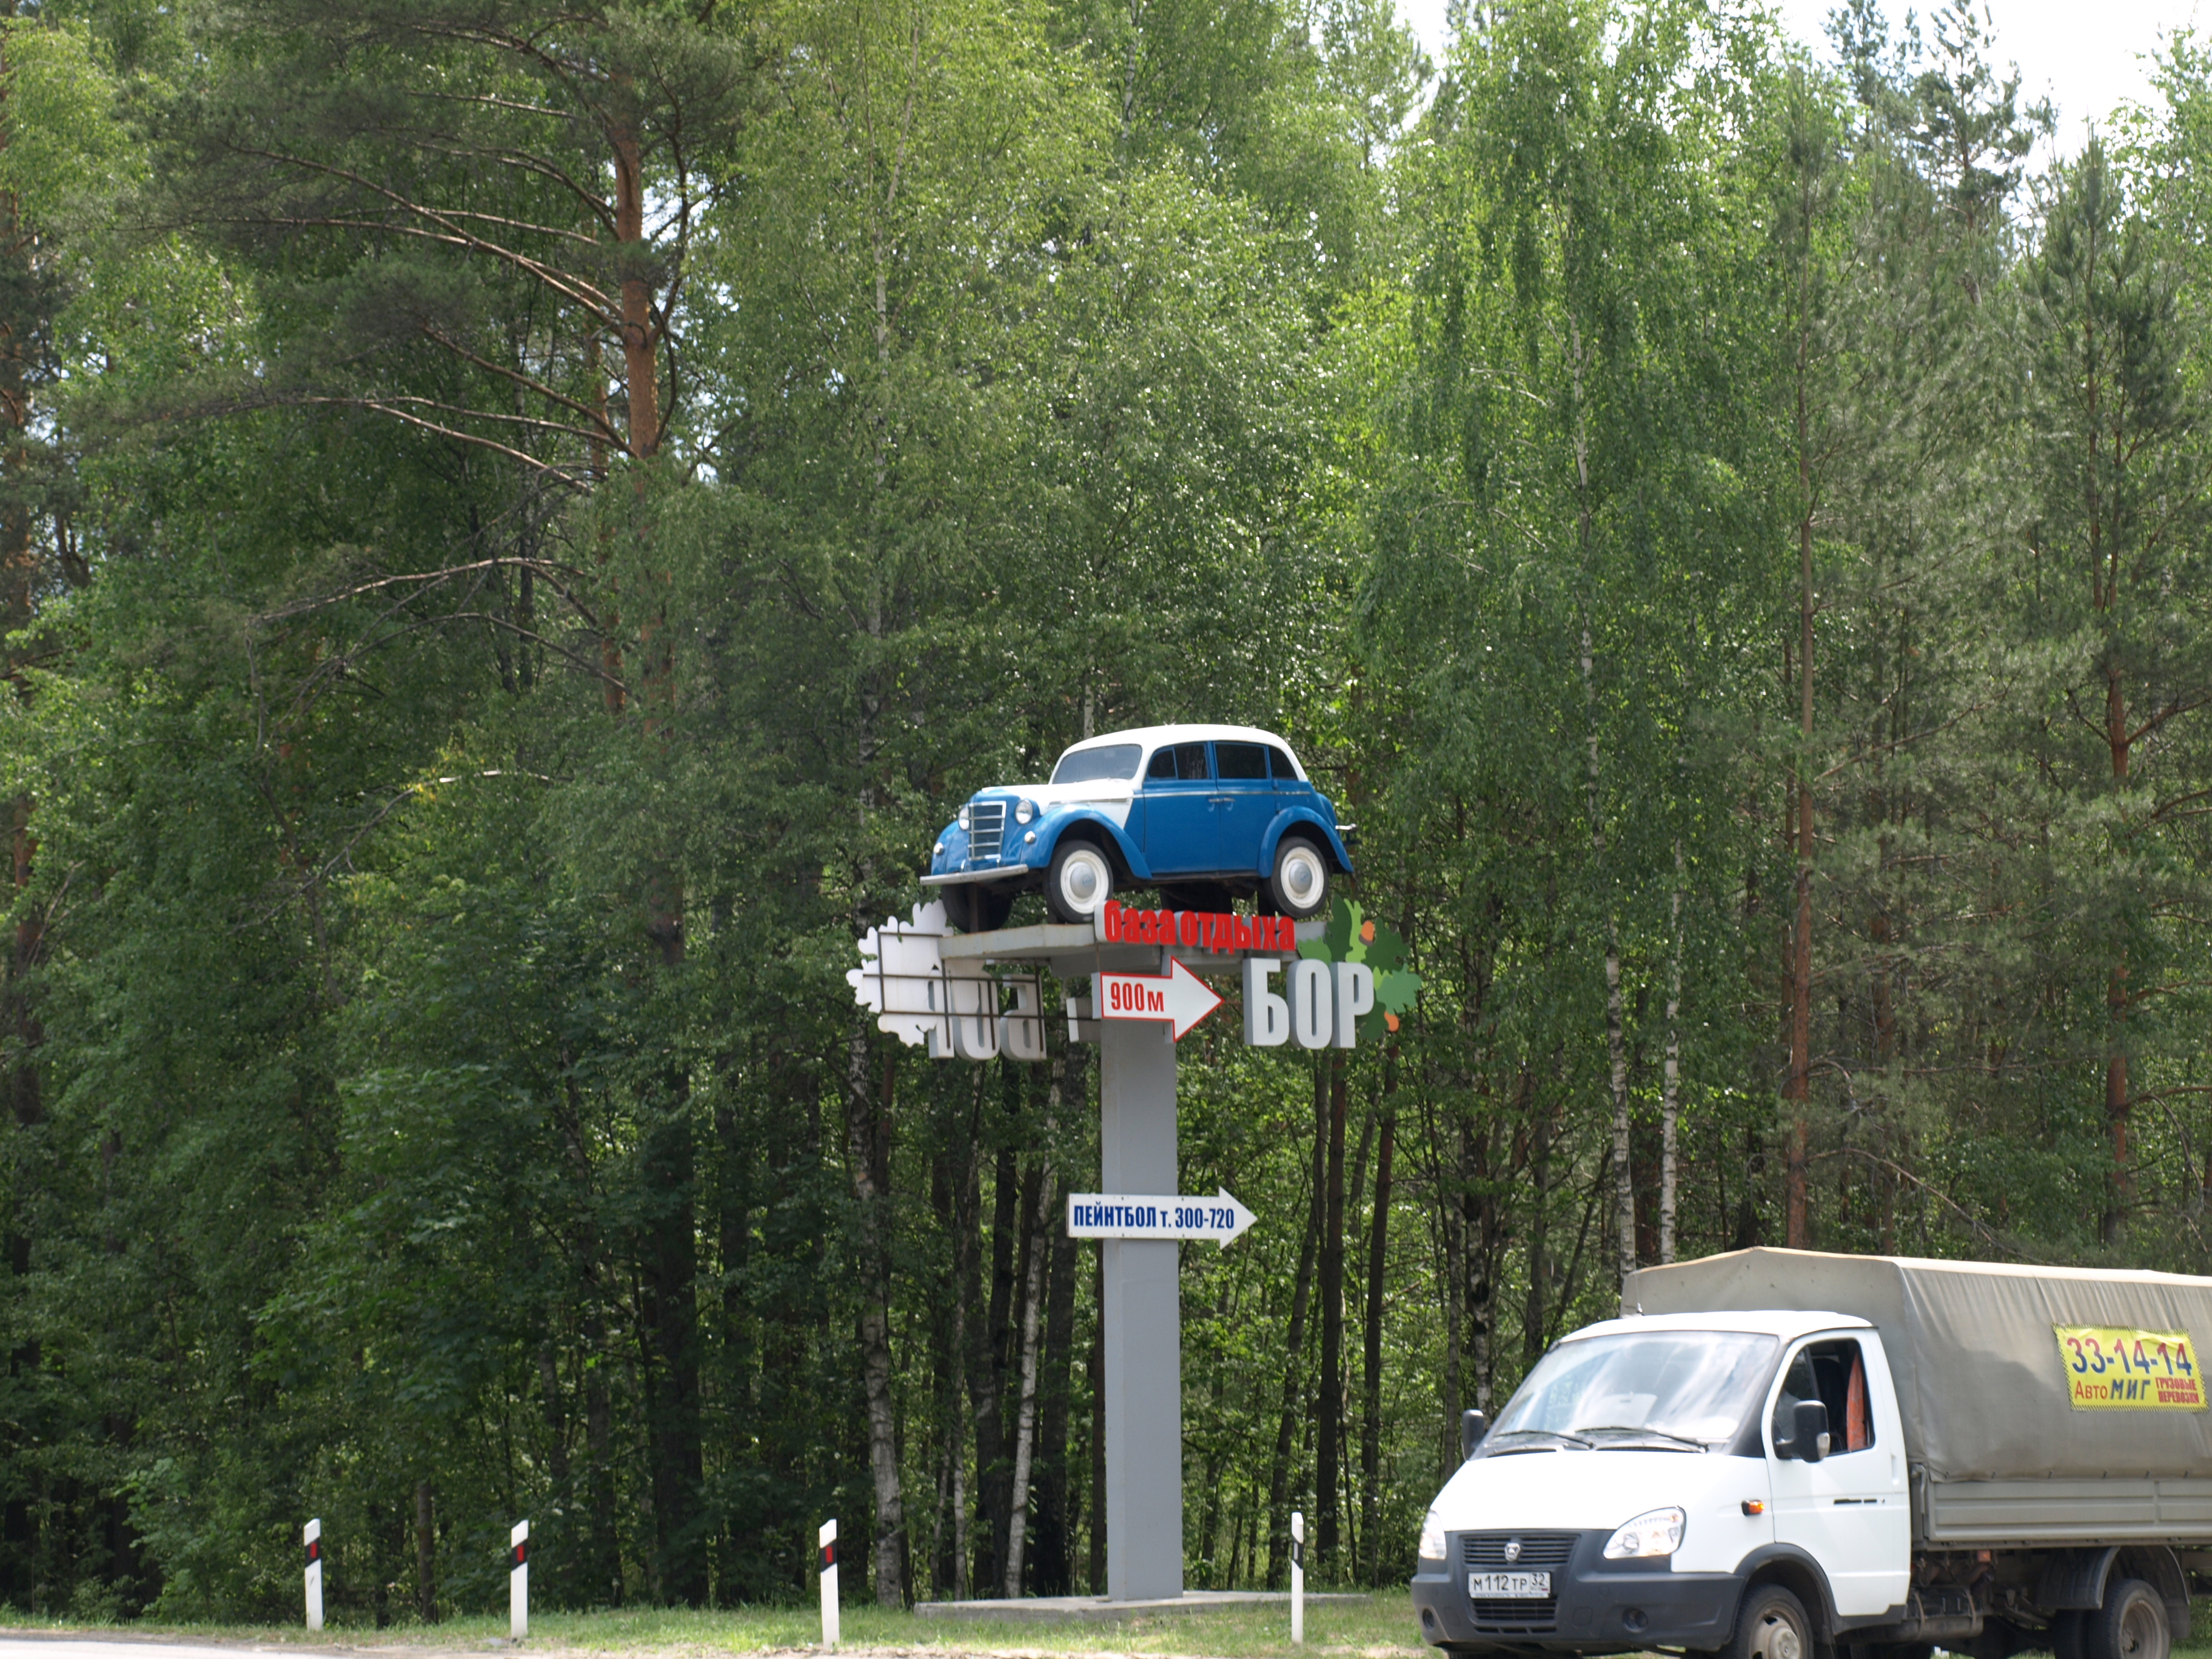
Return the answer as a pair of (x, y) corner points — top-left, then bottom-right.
(1098, 1012), (1182, 1601)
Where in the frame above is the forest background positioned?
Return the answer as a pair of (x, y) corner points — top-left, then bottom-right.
(6, 0), (2212, 1624)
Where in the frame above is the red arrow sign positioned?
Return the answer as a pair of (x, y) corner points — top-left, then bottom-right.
(1096, 957), (1224, 1041)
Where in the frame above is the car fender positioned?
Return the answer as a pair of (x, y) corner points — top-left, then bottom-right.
(1259, 809), (1355, 877)
(1728, 1543), (1841, 1643)
(1038, 811), (1153, 883)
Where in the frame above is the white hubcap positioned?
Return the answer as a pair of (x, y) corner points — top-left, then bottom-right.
(1280, 846), (1324, 908)
(1059, 849), (1108, 912)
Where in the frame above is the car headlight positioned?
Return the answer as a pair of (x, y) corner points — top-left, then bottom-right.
(1016, 798), (1035, 824)
(1603, 1506), (1685, 1560)
(958, 805), (971, 830)
(1418, 1507), (1447, 1562)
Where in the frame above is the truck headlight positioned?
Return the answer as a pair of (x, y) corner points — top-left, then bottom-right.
(1015, 798), (1036, 824)
(1603, 1506), (1685, 1560)
(958, 805), (971, 830)
(1418, 1507), (1447, 1562)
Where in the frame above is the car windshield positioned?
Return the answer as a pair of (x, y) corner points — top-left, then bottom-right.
(1050, 743), (1142, 785)
(1487, 1331), (1778, 1449)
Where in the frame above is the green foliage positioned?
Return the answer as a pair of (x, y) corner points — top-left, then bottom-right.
(1296, 899), (1421, 1039)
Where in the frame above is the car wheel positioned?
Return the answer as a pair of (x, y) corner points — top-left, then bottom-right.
(1726, 1586), (1811, 1659)
(944, 885), (1005, 934)
(1264, 836), (1330, 920)
(1046, 839), (1114, 924)
(2085, 1580), (2169, 1659)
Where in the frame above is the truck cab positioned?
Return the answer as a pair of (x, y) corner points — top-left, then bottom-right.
(1413, 1312), (1911, 1657)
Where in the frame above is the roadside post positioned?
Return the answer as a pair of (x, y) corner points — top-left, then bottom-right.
(510, 1520), (528, 1638)
(851, 893), (1416, 1601)
(819, 1518), (840, 1646)
(1291, 1511), (1305, 1644)
(303, 1518), (323, 1631)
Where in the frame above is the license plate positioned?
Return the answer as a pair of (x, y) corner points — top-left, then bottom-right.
(1469, 1571), (1552, 1598)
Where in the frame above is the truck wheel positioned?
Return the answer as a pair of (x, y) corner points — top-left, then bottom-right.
(1265, 836), (1330, 920)
(1728, 1586), (1812, 1659)
(2085, 1580), (2169, 1659)
(1046, 839), (1114, 924)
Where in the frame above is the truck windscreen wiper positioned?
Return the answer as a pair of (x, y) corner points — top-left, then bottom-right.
(1575, 1425), (1709, 1451)
(1487, 1428), (1592, 1450)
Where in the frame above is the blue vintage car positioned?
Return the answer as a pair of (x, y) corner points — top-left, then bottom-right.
(922, 724), (1355, 931)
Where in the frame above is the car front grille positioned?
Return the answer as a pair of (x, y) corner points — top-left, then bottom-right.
(1461, 1532), (1577, 1633)
(968, 800), (1007, 862)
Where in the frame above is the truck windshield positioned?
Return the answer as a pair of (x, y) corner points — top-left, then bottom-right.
(1487, 1331), (1778, 1450)
(1051, 743), (1142, 785)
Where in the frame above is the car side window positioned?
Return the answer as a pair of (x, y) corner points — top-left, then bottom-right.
(1772, 1338), (1875, 1455)
(1266, 746), (1299, 783)
(1147, 743), (1210, 782)
(1216, 742), (1267, 780)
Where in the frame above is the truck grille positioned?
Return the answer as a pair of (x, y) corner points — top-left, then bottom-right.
(1461, 1532), (1577, 1633)
(968, 800), (1007, 862)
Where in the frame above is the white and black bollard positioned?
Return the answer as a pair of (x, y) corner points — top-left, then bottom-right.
(1290, 1510), (1305, 1645)
(510, 1520), (528, 1638)
(818, 1518), (840, 1647)
(303, 1518), (324, 1632)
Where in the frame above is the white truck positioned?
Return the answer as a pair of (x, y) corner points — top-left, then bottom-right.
(1411, 1248), (2212, 1659)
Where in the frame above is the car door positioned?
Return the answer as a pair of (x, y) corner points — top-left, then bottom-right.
(1142, 742), (1216, 874)
(1765, 1333), (1910, 1618)
(1211, 740), (1276, 876)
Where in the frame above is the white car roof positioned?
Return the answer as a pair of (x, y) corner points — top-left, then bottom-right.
(1056, 725), (1308, 781)
(1567, 1309), (1874, 1344)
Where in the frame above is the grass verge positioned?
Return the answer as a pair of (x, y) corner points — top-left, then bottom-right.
(0, 1592), (1426, 1659)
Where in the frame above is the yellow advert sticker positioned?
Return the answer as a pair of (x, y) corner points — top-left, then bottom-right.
(2056, 1326), (2207, 1409)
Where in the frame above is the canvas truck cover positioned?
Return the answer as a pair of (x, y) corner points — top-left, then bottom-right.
(1624, 1248), (2212, 1484)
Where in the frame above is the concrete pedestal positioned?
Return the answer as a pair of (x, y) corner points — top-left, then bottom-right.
(1098, 1015), (1182, 1601)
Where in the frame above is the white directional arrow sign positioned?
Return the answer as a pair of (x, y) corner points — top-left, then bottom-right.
(1066, 1188), (1258, 1247)
(1095, 956), (1223, 1040)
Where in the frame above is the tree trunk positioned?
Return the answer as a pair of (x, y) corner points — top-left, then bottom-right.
(843, 1026), (907, 1605)
(1088, 1248), (1106, 1592)
(2105, 667), (2131, 1242)
(640, 1087), (704, 1603)
(1316, 1056), (1349, 1570)
(1031, 1224), (1078, 1594)
(415, 1482), (437, 1623)
(1785, 185), (1818, 1250)
(1524, 1105), (1551, 1369)
(583, 1298), (618, 1604)
(973, 1132), (1017, 1590)
(608, 110), (659, 464)
(1660, 851), (1683, 1264)
(1361, 1107), (1395, 1584)
(1267, 1072), (1327, 1587)
(1004, 1058), (1064, 1597)
(1605, 916), (1632, 1285)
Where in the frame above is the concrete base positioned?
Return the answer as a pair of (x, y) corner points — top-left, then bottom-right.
(914, 1590), (1372, 1621)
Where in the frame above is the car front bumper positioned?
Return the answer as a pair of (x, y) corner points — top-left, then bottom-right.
(1410, 1530), (1739, 1654)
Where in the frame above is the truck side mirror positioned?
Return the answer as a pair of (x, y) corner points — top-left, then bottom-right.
(1461, 1409), (1489, 1460)
(1791, 1399), (1831, 1463)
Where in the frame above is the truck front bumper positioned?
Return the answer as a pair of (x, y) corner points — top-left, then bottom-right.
(1411, 1530), (1740, 1654)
